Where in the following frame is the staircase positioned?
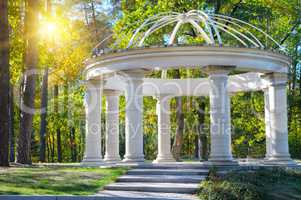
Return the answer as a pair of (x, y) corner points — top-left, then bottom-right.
(101, 163), (208, 199)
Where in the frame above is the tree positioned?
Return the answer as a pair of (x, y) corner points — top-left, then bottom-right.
(196, 97), (208, 160)
(9, 85), (15, 162)
(54, 85), (62, 162)
(172, 70), (184, 161)
(39, 0), (51, 163)
(16, 0), (39, 164)
(0, 0), (10, 167)
(39, 68), (48, 162)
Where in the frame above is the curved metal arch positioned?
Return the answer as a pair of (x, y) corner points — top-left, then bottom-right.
(188, 19), (214, 44)
(186, 13), (215, 43)
(182, 10), (223, 45)
(209, 13), (284, 49)
(189, 15), (218, 43)
(94, 12), (178, 50)
(213, 24), (248, 47)
(138, 19), (179, 47)
(135, 17), (178, 46)
(210, 16), (264, 48)
(168, 21), (183, 45)
(127, 12), (179, 47)
(210, 20), (261, 47)
(94, 10), (286, 54)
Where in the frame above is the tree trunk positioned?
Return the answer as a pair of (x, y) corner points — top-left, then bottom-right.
(0, 0), (10, 167)
(83, 3), (89, 25)
(17, 0), (39, 165)
(90, 0), (98, 37)
(172, 69), (184, 161)
(194, 133), (199, 159)
(54, 85), (62, 162)
(51, 130), (55, 162)
(63, 83), (69, 161)
(39, 68), (48, 162)
(299, 66), (301, 96)
(70, 127), (76, 162)
(9, 85), (15, 162)
(46, 134), (50, 162)
(79, 120), (85, 160)
(196, 97), (208, 161)
(57, 128), (62, 162)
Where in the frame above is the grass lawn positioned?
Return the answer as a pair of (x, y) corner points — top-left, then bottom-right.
(198, 167), (301, 200)
(0, 166), (127, 195)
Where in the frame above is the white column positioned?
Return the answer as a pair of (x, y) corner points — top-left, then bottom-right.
(263, 73), (295, 165)
(122, 70), (145, 162)
(81, 79), (104, 166)
(104, 90), (121, 162)
(204, 66), (237, 165)
(153, 95), (175, 163)
(264, 88), (271, 159)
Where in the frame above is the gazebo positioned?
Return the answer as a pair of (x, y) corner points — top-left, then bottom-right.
(81, 10), (295, 166)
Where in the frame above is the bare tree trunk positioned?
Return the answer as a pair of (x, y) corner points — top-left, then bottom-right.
(57, 129), (62, 162)
(83, 3), (89, 25)
(54, 85), (62, 162)
(172, 97), (184, 161)
(63, 83), (69, 161)
(74, 131), (77, 161)
(299, 66), (301, 96)
(9, 85), (15, 162)
(172, 69), (184, 161)
(51, 130), (55, 162)
(39, 68), (48, 162)
(196, 97), (208, 161)
(90, 0), (98, 37)
(79, 120), (85, 160)
(70, 127), (76, 162)
(0, 0), (10, 167)
(46, 134), (50, 162)
(17, 0), (39, 165)
(194, 134), (199, 159)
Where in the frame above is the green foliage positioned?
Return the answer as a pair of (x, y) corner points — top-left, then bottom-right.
(199, 168), (301, 200)
(114, 0), (301, 160)
(6, 0), (301, 163)
(8, 0), (25, 84)
(231, 92), (266, 158)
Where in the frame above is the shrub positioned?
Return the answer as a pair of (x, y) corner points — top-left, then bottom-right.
(198, 168), (301, 200)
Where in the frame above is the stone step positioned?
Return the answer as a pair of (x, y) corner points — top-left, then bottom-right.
(133, 163), (207, 169)
(104, 182), (199, 194)
(118, 175), (205, 183)
(99, 190), (199, 200)
(127, 168), (208, 176)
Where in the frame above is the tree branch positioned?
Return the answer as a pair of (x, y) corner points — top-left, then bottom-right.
(279, 20), (300, 46)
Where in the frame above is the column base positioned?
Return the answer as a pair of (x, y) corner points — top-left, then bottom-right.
(81, 157), (104, 167)
(153, 155), (176, 163)
(104, 156), (121, 163)
(205, 157), (238, 166)
(123, 155), (145, 163)
(262, 156), (297, 166)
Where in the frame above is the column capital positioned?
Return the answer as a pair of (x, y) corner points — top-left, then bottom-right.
(85, 78), (106, 88)
(261, 72), (287, 87)
(118, 69), (150, 79)
(202, 65), (236, 75)
(103, 89), (122, 96)
(155, 94), (173, 102)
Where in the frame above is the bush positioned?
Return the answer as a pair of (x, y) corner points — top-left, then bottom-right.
(198, 168), (301, 200)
